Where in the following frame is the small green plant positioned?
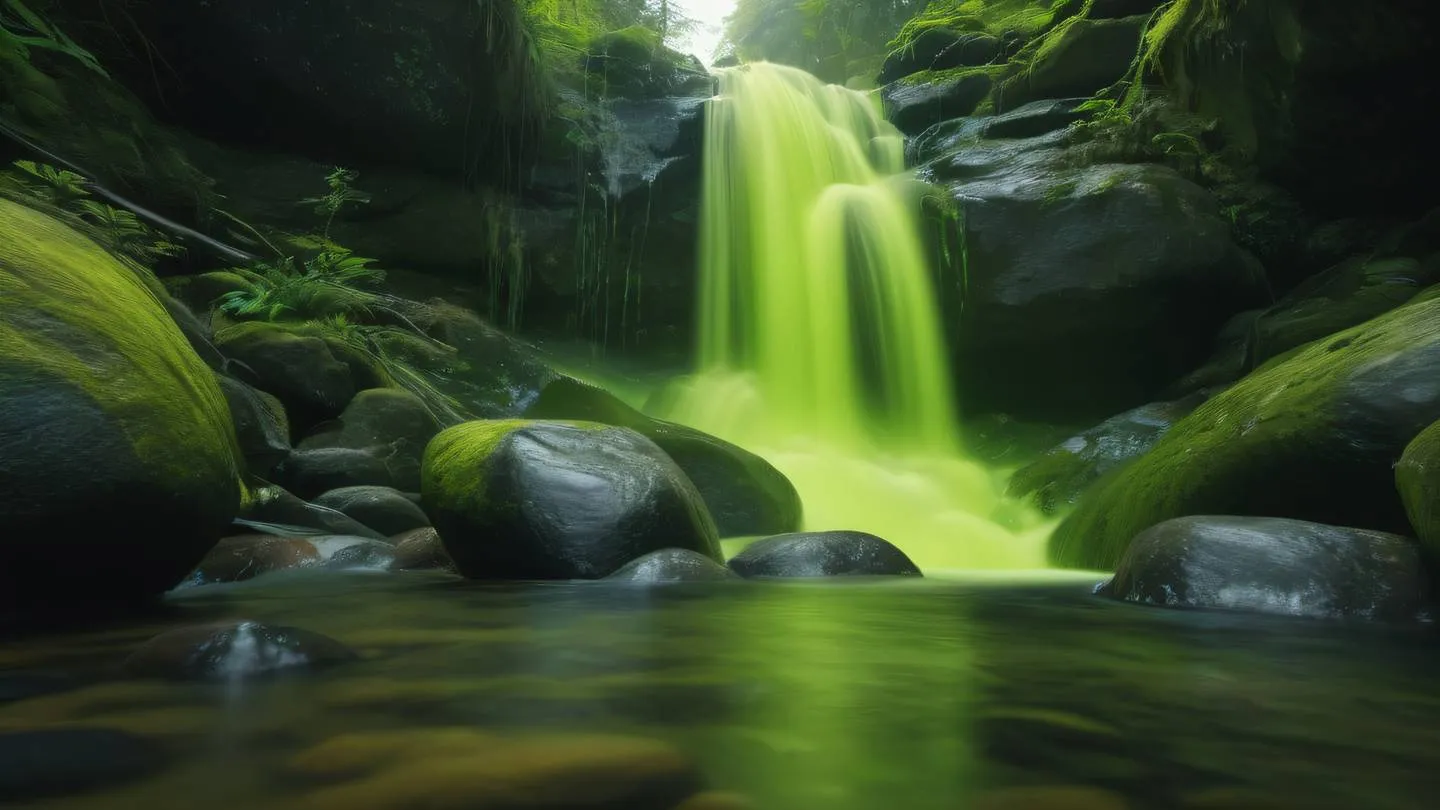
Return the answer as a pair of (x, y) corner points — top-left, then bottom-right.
(8, 159), (89, 205)
(3, 160), (185, 263)
(217, 248), (385, 321)
(0, 0), (107, 76)
(300, 167), (371, 239)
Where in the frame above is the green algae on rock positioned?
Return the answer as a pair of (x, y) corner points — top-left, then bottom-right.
(422, 420), (721, 580)
(1050, 294), (1440, 570)
(0, 197), (242, 608)
(1396, 419), (1440, 561)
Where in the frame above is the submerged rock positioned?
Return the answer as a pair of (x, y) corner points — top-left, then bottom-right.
(1099, 516), (1430, 621)
(389, 528), (457, 573)
(124, 621), (356, 680)
(313, 485), (431, 536)
(282, 728), (704, 810)
(0, 728), (167, 802)
(605, 549), (741, 584)
(1050, 295), (1440, 570)
(0, 199), (242, 609)
(728, 531), (922, 578)
(422, 420), (721, 580)
(1007, 391), (1214, 513)
(524, 377), (802, 537)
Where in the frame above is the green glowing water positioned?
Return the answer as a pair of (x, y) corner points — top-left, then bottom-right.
(663, 61), (1052, 570)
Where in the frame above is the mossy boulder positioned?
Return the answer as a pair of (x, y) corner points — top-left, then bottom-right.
(878, 30), (1002, 84)
(1007, 390), (1214, 514)
(1171, 254), (1439, 394)
(523, 377), (802, 537)
(421, 420), (721, 580)
(584, 26), (712, 99)
(1100, 516), (1429, 621)
(1050, 295), (1440, 571)
(881, 69), (995, 135)
(0, 199), (242, 608)
(1396, 419), (1440, 561)
(214, 321), (356, 431)
(997, 15), (1147, 111)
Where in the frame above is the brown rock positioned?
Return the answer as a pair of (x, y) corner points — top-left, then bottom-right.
(389, 528), (456, 573)
(185, 534), (320, 585)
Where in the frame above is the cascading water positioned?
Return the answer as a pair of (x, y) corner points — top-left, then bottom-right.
(661, 62), (1051, 570)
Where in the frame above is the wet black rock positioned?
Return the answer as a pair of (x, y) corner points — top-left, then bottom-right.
(882, 71), (994, 136)
(929, 140), (1263, 421)
(1099, 516), (1430, 621)
(389, 527), (457, 573)
(606, 549), (741, 584)
(313, 485), (431, 537)
(238, 483), (386, 541)
(218, 375), (291, 477)
(524, 377), (802, 537)
(1007, 391), (1215, 514)
(276, 447), (399, 501)
(878, 29), (1002, 84)
(1050, 295), (1440, 570)
(728, 531), (923, 578)
(423, 420), (722, 580)
(0, 728), (167, 802)
(996, 15), (1147, 111)
(123, 621), (357, 680)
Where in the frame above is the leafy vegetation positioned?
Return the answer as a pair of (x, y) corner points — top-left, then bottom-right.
(300, 167), (371, 240)
(216, 249), (385, 322)
(0, 0), (106, 75)
(1, 159), (184, 264)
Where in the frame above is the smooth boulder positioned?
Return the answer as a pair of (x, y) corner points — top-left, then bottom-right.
(929, 140), (1263, 421)
(214, 321), (356, 429)
(881, 70), (994, 135)
(1050, 295), (1440, 570)
(997, 16), (1147, 110)
(313, 486), (431, 536)
(1396, 419), (1440, 559)
(238, 483), (387, 540)
(605, 549), (740, 584)
(728, 531), (922, 578)
(524, 377), (802, 537)
(422, 420), (721, 580)
(389, 527), (457, 573)
(1099, 516), (1429, 621)
(0, 199), (242, 608)
(297, 388), (442, 492)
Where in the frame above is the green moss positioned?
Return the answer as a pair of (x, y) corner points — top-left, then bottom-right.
(1042, 178), (1078, 205)
(898, 63), (1008, 87)
(422, 419), (602, 512)
(0, 197), (241, 485)
(1049, 294), (1440, 570)
(1397, 419), (1440, 559)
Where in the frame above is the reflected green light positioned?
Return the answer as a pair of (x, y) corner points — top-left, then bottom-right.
(662, 61), (1054, 570)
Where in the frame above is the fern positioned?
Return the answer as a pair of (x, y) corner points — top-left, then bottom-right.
(217, 249), (386, 322)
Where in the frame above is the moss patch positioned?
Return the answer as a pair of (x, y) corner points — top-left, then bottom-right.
(421, 419), (598, 513)
(0, 197), (239, 483)
(1050, 294), (1440, 570)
